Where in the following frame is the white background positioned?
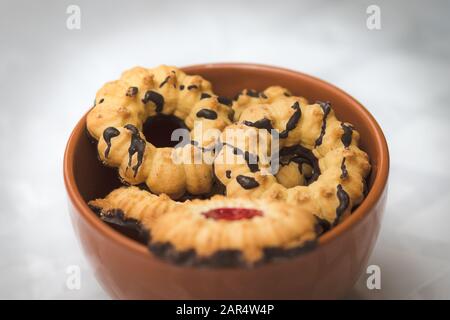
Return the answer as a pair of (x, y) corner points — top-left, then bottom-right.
(0, 0), (449, 299)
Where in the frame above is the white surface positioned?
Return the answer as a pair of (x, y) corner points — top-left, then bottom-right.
(0, 0), (449, 299)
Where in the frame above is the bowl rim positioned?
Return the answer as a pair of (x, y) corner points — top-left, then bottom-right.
(64, 62), (390, 262)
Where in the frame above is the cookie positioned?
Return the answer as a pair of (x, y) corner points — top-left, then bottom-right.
(87, 65), (233, 198)
(214, 87), (371, 226)
(89, 187), (319, 266)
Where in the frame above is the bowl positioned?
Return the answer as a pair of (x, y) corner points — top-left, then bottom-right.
(64, 63), (389, 299)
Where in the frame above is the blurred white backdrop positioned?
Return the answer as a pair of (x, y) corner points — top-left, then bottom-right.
(0, 0), (449, 299)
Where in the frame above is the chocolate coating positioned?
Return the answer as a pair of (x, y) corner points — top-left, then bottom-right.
(278, 144), (320, 184)
(243, 118), (273, 131)
(290, 156), (310, 175)
(124, 124), (146, 177)
(217, 96), (233, 106)
(89, 206), (148, 245)
(340, 158), (348, 180)
(246, 89), (260, 98)
(159, 75), (171, 88)
(236, 175), (260, 189)
(335, 184), (350, 225)
(196, 109), (218, 120)
(279, 101), (301, 138)
(314, 101), (331, 147)
(315, 216), (331, 233)
(126, 86), (138, 97)
(341, 123), (353, 148)
(103, 127), (120, 158)
(142, 90), (164, 113)
(262, 240), (316, 262)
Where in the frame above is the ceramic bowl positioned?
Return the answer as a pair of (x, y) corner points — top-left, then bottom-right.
(64, 63), (389, 299)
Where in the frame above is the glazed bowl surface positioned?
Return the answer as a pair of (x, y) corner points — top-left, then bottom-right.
(64, 63), (389, 299)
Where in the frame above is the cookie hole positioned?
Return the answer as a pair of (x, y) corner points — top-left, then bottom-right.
(143, 114), (188, 148)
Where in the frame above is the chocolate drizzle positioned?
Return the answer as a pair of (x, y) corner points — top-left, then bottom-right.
(187, 85), (198, 90)
(243, 118), (273, 131)
(103, 127), (120, 158)
(196, 109), (218, 120)
(340, 158), (348, 180)
(279, 101), (302, 138)
(314, 101), (331, 147)
(200, 93), (211, 99)
(126, 86), (138, 97)
(315, 216), (331, 233)
(124, 124), (146, 177)
(99, 98), (104, 104)
(278, 144), (320, 184)
(217, 96), (233, 106)
(246, 89), (260, 98)
(224, 143), (259, 172)
(236, 175), (260, 189)
(335, 184), (350, 225)
(262, 240), (316, 262)
(159, 75), (170, 88)
(142, 90), (164, 113)
(179, 85), (185, 90)
(89, 206), (148, 245)
(225, 170), (231, 179)
(341, 123), (353, 148)
(291, 156), (311, 175)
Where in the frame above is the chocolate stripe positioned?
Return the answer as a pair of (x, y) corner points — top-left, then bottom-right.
(314, 101), (331, 147)
(126, 86), (138, 97)
(217, 96), (233, 106)
(243, 118), (273, 131)
(124, 124), (146, 177)
(196, 109), (218, 120)
(142, 90), (164, 113)
(340, 158), (348, 179)
(103, 127), (120, 158)
(341, 123), (353, 148)
(279, 101), (301, 138)
(236, 175), (260, 189)
(335, 184), (350, 225)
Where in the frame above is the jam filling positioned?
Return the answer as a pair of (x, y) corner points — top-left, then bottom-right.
(202, 207), (263, 221)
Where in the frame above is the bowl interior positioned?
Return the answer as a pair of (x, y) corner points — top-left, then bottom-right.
(71, 63), (387, 247)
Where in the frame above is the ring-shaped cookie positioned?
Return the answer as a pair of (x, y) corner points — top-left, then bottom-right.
(87, 65), (234, 199)
(89, 186), (319, 266)
(214, 86), (371, 228)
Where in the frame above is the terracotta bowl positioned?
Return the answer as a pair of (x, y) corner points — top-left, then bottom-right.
(64, 63), (389, 299)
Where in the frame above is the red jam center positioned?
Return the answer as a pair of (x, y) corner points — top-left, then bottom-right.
(202, 207), (263, 221)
